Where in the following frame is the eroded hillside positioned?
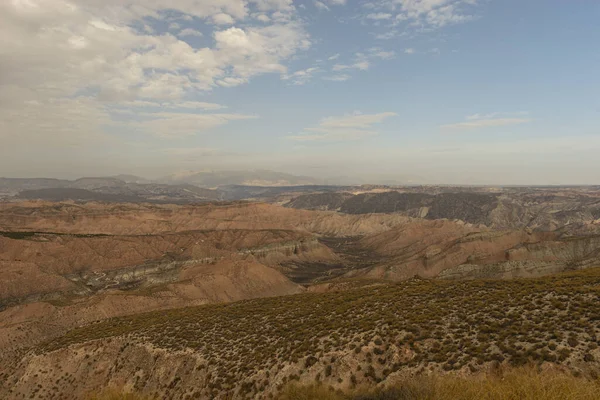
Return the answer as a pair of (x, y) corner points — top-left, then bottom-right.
(286, 187), (600, 231)
(1, 198), (600, 384)
(3, 268), (599, 399)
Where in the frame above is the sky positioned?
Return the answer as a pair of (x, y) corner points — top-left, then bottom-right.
(1, 0), (600, 184)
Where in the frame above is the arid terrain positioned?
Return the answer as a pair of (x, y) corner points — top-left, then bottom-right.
(1, 183), (600, 399)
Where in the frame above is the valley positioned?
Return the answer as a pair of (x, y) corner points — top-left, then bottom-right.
(1, 183), (600, 399)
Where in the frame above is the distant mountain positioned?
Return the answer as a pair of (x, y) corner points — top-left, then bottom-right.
(160, 169), (320, 188)
(70, 177), (128, 190)
(285, 189), (600, 231)
(1, 176), (224, 203)
(219, 185), (351, 201)
(0, 177), (70, 190)
(17, 188), (144, 202)
(109, 174), (150, 184)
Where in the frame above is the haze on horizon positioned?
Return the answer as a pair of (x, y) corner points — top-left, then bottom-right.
(1, 1), (599, 185)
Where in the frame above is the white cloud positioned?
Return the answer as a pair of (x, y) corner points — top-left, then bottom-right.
(466, 112), (530, 121)
(329, 49), (394, 78)
(314, 1), (330, 11)
(288, 112), (397, 142)
(332, 64), (349, 71)
(393, 0), (477, 28)
(0, 0), (310, 147)
(332, 59), (370, 71)
(212, 13), (235, 25)
(124, 100), (226, 110)
(375, 30), (398, 40)
(366, 13), (393, 20)
(404, 48), (415, 54)
(441, 112), (533, 131)
(353, 60), (371, 70)
(369, 48), (395, 59)
(163, 147), (221, 156)
(328, 53), (340, 60)
(365, 0), (478, 35)
(323, 74), (351, 82)
(128, 112), (258, 137)
(178, 28), (203, 37)
(255, 13), (271, 22)
(282, 67), (321, 85)
(0, 95), (113, 148)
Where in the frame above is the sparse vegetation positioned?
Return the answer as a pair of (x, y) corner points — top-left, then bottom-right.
(279, 366), (600, 400)
(36, 267), (600, 399)
(86, 389), (153, 400)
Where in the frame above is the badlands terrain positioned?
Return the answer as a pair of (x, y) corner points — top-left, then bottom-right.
(0, 180), (600, 399)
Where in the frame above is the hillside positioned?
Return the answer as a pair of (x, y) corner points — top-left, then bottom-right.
(0, 195), (599, 400)
(285, 188), (600, 232)
(160, 170), (320, 188)
(14, 184), (224, 203)
(3, 268), (599, 399)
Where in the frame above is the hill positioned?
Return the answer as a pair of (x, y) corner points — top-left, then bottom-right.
(3, 268), (599, 399)
(285, 189), (600, 231)
(160, 170), (320, 188)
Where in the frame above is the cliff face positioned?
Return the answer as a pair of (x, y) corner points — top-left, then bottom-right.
(437, 235), (600, 280)
(0, 229), (317, 308)
(338, 219), (600, 281)
(0, 202), (371, 359)
(285, 190), (600, 233)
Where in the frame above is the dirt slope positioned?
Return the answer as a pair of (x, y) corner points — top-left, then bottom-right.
(3, 269), (599, 400)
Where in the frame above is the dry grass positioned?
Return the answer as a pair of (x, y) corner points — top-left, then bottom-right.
(38, 267), (600, 399)
(280, 366), (600, 400)
(85, 388), (154, 400)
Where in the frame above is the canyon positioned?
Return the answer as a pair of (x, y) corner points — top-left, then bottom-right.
(1, 184), (600, 399)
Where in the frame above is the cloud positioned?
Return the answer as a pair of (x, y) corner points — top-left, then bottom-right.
(163, 147), (223, 156)
(0, 0), (309, 149)
(314, 1), (330, 11)
(0, 95), (114, 148)
(288, 112), (397, 142)
(178, 28), (203, 37)
(328, 53), (341, 60)
(393, 0), (478, 28)
(123, 100), (227, 110)
(366, 0), (479, 38)
(375, 30), (399, 40)
(366, 13), (393, 20)
(404, 48), (415, 54)
(441, 112), (533, 130)
(332, 56), (370, 72)
(127, 112), (258, 137)
(369, 48), (396, 59)
(466, 112), (530, 121)
(323, 74), (351, 82)
(328, 49), (393, 79)
(255, 14), (271, 22)
(212, 13), (235, 25)
(282, 67), (321, 85)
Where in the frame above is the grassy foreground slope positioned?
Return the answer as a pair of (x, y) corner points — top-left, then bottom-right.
(86, 367), (600, 400)
(8, 268), (600, 399)
(281, 366), (600, 400)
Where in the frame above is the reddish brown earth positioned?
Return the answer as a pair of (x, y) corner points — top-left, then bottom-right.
(1, 200), (599, 373)
(0, 201), (413, 363)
